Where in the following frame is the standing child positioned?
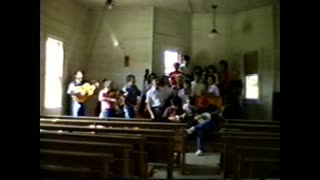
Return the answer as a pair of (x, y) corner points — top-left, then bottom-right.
(98, 80), (117, 119)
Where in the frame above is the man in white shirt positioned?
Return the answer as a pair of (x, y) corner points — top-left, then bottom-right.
(146, 77), (165, 121)
(191, 73), (206, 97)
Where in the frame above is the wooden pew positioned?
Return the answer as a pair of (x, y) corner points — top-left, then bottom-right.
(40, 114), (152, 122)
(40, 118), (186, 130)
(234, 146), (280, 179)
(40, 118), (188, 170)
(40, 138), (133, 178)
(40, 123), (178, 179)
(221, 135), (280, 179)
(40, 130), (147, 178)
(224, 119), (280, 125)
(40, 149), (114, 179)
(222, 123), (280, 132)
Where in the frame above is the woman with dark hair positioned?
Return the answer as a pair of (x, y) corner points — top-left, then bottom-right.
(192, 66), (203, 79)
(207, 65), (219, 85)
(178, 80), (192, 104)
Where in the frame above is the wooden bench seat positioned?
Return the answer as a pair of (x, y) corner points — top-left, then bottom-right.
(221, 135), (280, 179)
(40, 149), (114, 179)
(40, 130), (147, 178)
(40, 123), (180, 179)
(224, 119), (280, 125)
(40, 118), (186, 130)
(41, 114), (151, 122)
(223, 123), (280, 132)
(237, 147), (280, 179)
(40, 138), (133, 178)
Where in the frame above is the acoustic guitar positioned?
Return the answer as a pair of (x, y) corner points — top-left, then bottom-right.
(73, 82), (100, 103)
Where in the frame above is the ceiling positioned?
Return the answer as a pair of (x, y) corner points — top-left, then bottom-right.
(76, 0), (274, 13)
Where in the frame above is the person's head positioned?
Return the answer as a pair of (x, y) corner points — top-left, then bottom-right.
(219, 60), (229, 72)
(183, 80), (191, 89)
(186, 95), (195, 105)
(194, 73), (202, 82)
(126, 74), (136, 85)
(207, 65), (217, 74)
(160, 76), (170, 87)
(104, 80), (113, 89)
(74, 70), (84, 82)
(148, 73), (157, 84)
(207, 75), (216, 85)
(201, 72), (208, 83)
(144, 69), (150, 79)
(173, 62), (180, 71)
(182, 55), (190, 65)
(151, 77), (160, 88)
(193, 66), (203, 75)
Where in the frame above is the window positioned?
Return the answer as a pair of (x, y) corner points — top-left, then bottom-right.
(164, 50), (180, 75)
(245, 74), (259, 99)
(44, 37), (64, 109)
(244, 51), (259, 100)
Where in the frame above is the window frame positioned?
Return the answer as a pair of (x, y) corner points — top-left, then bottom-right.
(44, 35), (65, 109)
(163, 50), (181, 76)
(244, 73), (261, 104)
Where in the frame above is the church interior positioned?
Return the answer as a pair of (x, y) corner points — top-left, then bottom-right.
(40, 0), (280, 179)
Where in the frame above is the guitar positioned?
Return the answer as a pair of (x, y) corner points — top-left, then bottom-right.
(73, 81), (100, 103)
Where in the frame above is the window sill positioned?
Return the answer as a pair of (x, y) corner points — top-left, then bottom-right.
(245, 99), (261, 105)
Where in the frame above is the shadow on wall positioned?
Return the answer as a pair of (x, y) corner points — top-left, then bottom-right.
(194, 51), (210, 65)
(242, 16), (253, 34)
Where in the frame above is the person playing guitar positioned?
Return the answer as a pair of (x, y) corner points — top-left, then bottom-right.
(67, 70), (99, 117)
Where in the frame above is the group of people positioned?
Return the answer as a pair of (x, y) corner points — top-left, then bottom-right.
(66, 56), (242, 155)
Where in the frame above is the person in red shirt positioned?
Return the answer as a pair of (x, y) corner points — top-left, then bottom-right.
(169, 62), (184, 88)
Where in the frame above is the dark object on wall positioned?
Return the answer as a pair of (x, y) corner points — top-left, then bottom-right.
(124, 55), (129, 67)
(272, 92), (280, 121)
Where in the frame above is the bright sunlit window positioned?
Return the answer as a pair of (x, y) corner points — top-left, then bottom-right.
(164, 50), (179, 75)
(245, 74), (259, 99)
(44, 37), (64, 108)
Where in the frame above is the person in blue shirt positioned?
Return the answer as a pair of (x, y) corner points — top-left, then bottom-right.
(122, 74), (141, 119)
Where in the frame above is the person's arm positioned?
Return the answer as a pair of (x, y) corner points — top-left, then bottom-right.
(162, 107), (170, 118)
(98, 90), (116, 102)
(122, 86), (129, 96)
(214, 86), (220, 96)
(145, 92), (155, 119)
(67, 83), (77, 95)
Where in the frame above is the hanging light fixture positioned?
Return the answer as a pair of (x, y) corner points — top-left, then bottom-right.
(106, 0), (115, 10)
(208, 5), (219, 39)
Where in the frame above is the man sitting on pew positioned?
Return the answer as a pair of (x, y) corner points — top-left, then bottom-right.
(186, 105), (222, 156)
